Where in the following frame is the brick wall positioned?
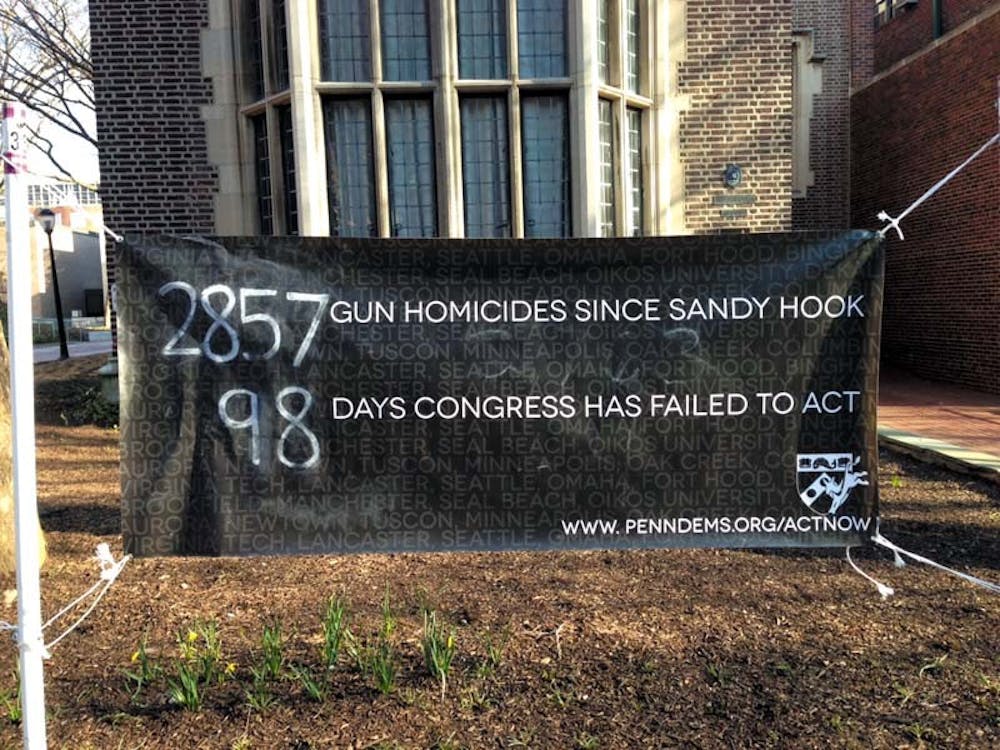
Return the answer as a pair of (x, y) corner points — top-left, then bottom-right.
(791, 0), (851, 229)
(850, 0), (874, 86)
(90, 0), (217, 234)
(852, 11), (1000, 393)
(942, 0), (1000, 27)
(678, 0), (793, 232)
(874, 0), (998, 72)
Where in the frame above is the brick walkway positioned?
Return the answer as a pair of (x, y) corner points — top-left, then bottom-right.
(878, 366), (1000, 481)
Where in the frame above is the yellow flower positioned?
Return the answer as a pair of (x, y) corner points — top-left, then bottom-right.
(130, 650), (140, 663)
(446, 634), (455, 651)
(186, 630), (198, 643)
(225, 662), (237, 676)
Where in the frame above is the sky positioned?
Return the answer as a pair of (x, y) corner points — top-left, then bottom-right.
(26, 102), (100, 187)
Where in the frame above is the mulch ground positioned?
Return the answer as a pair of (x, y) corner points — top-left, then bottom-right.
(0, 354), (996, 749)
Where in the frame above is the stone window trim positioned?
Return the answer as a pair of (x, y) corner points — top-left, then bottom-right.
(226, 0), (667, 238)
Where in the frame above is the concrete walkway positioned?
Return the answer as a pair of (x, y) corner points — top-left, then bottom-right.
(879, 366), (1000, 483)
(33, 340), (113, 364)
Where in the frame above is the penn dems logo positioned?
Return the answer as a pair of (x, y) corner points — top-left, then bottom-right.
(796, 453), (869, 515)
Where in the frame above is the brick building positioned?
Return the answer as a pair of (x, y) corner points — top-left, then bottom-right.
(852, 1), (1000, 393)
(89, 1), (858, 241)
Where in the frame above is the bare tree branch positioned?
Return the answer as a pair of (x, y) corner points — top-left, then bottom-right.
(23, 122), (93, 189)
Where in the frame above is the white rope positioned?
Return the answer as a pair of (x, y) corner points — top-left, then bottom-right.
(878, 131), (1000, 239)
(3, 545), (130, 658)
(39, 578), (105, 632)
(40, 544), (124, 631)
(846, 546), (895, 599)
(873, 532), (1000, 595)
(43, 544), (130, 654)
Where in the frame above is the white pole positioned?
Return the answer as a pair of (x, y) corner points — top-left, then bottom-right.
(3, 101), (49, 748)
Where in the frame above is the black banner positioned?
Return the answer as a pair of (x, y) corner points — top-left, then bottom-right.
(117, 232), (884, 557)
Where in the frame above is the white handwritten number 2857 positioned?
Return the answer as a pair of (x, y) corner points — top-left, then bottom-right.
(157, 282), (330, 366)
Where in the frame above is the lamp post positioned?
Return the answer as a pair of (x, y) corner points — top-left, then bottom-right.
(36, 208), (69, 360)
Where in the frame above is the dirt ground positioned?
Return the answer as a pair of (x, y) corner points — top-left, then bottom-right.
(0, 354), (996, 749)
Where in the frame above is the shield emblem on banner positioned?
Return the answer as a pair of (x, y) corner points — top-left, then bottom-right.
(796, 453), (869, 515)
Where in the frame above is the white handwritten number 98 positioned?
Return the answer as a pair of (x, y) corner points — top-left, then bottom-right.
(218, 388), (320, 469)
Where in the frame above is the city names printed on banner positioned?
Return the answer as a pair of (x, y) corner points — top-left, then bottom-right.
(117, 232), (884, 557)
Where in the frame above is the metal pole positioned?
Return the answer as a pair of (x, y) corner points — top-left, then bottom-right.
(3, 101), (49, 749)
(45, 229), (70, 360)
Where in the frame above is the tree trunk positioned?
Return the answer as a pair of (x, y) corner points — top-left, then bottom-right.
(0, 328), (47, 573)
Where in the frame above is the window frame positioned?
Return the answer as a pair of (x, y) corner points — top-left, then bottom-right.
(235, 0), (658, 238)
(452, 0), (574, 238)
(595, 0), (650, 236)
(238, 0), (297, 235)
(313, 0), (442, 238)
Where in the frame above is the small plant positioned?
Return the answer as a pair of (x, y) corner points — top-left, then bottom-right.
(399, 686), (430, 709)
(919, 654), (947, 677)
(893, 682), (915, 706)
(167, 620), (229, 711)
(344, 629), (365, 673)
(890, 474), (903, 489)
(322, 595), (348, 670)
(200, 620), (226, 684)
(168, 629), (202, 711)
(178, 621), (225, 684)
(422, 609), (457, 701)
(505, 730), (535, 748)
(459, 684), (493, 712)
(0, 671), (21, 724)
(576, 732), (599, 749)
(476, 628), (508, 678)
(905, 722), (934, 742)
(245, 666), (277, 711)
(60, 385), (119, 428)
(544, 670), (578, 709)
(379, 586), (397, 642)
(369, 637), (399, 695)
(705, 661), (732, 687)
(980, 673), (1000, 695)
(244, 620), (286, 710)
(123, 634), (162, 701)
(429, 733), (461, 750)
(289, 663), (326, 702)
(351, 587), (399, 695)
(167, 662), (202, 712)
(260, 620), (285, 681)
(772, 661), (793, 677)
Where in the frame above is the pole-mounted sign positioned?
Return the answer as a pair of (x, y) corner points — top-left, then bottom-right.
(3, 101), (48, 749)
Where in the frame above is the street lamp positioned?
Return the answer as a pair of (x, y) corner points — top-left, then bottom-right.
(36, 208), (70, 360)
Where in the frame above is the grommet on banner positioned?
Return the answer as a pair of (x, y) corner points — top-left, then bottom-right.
(846, 547), (894, 599)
